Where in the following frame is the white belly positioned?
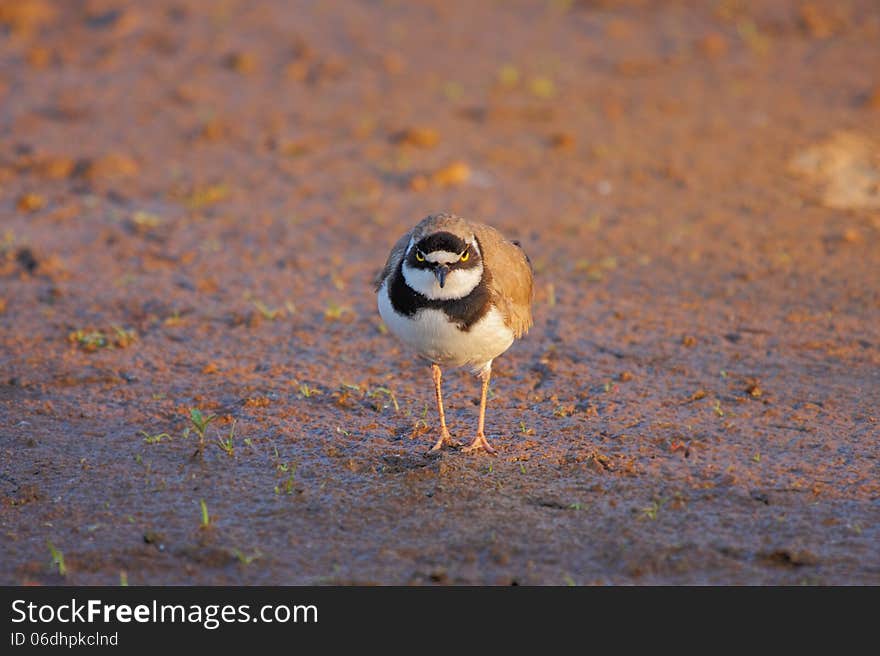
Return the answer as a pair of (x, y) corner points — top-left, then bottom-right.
(378, 282), (514, 371)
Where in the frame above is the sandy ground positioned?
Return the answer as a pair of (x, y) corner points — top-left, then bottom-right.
(1, 0), (879, 585)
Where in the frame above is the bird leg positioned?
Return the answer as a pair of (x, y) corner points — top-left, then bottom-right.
(463, 365), (497, 454)
(428, 363), (458, 452)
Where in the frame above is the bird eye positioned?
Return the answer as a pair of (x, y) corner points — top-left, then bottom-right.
(415, 250), (425, 262)
(460, 251), (469, 262)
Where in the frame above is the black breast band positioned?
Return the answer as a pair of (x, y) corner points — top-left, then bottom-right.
(388, 261), (491, 331)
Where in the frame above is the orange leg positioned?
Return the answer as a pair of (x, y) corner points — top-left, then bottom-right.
(428, 363), (458, 452)
(463, 365), (497, 455)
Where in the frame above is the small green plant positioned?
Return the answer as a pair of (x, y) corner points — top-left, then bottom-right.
(47, 541), (66, 576)
(713, 400), (724, 417)
(185, 182), (230, 209)
(199, 499), (210, 527)
(368, 386), (399, 412)
(274, 461), (297, 494)
(189, 408), (217, 455)
(68, 329), (107, 351)
(140, 430), (171, 445)
(298, 383), (319, 398)
(119, 571), (129, 586)
(68, 326), (136, 351)
(275, 473), (296, 495)
(253, 300), (283, 321)
(323, 302), (348, 320)
(231, 548), (261, 565)
(217, 420), (236, 456)
(568, 502), (583, 510)
(410, 418), (428, 437)
(112, 325), (137, 347)
(519, 463), (527, 474)
(519, 421), (535, 436)
(641, 498), (666, 521)
(163, 310), (184, 327)
(553, 404), (574, 418)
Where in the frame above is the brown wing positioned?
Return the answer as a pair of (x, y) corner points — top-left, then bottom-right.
(472, 223), (534, 338)
(374, 230), (412, 291)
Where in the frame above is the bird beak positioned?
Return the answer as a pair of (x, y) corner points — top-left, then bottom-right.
(434, 265), (449, 288)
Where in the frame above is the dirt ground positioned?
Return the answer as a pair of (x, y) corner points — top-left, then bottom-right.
(1, 0), (878, 585)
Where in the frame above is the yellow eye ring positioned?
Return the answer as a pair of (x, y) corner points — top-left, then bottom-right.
(460, 251), (469, 262)
(415, 250), (425, 262)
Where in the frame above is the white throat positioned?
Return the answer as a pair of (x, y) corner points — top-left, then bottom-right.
(401, 261), (483, 300)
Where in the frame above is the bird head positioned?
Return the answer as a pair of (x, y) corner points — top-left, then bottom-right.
(403, 230), (483, 299)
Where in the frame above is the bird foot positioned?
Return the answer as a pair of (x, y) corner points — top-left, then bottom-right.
(462, 434), (497, 455)
(427, 431), (461, 455)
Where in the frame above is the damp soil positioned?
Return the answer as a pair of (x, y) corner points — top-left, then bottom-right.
(1, 0), (879, 585)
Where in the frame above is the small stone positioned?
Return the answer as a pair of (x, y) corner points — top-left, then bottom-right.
(763, 548), (818, 567)
(16, 193), (45, 213)
(697, 33), (728, 58)
(285, 60), (309, 81)
(548, 132), (575, 149)
(392, 127), (440, 148)
(15, 248), (38, 273)
(223, 51), (257, 74)
(0, 0), (56, 34)
(799, 3), (837, 39)
(432, 161), (470, 187)
(26, 46), (53, 68)
(314, 55), (347, 82)
(198, 117), (232, 142)
(842, 227), (862, 243)
(408, 174), (429, 192)
(277, 139), (312, 157)
(171, 83), (202, 104)
(33, 155), (75, 179)
(82, 153), (139, 180)
(381, 52), (405, 74)
(605, 18), (633, 39)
